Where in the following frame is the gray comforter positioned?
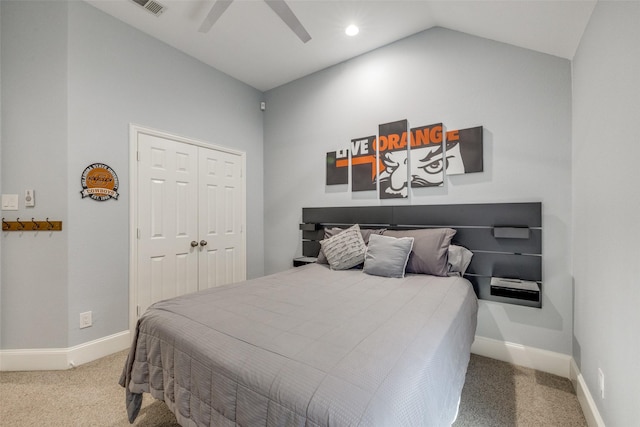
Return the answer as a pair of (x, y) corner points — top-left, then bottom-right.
(120, 264), (478, 426)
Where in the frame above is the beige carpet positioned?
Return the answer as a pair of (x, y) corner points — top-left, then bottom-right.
(453, 355), (587, 426)
(0, 351), (586, 426)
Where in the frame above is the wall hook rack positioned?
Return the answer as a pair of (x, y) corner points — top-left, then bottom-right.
(1, 218), (62, 231)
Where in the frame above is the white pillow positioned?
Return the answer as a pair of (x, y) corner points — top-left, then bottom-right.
(320, 224), (367, 270)
(447, 244), (473, 276)
(363, 234), (414, 278)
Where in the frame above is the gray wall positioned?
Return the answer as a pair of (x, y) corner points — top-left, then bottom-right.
(1, 1), (265, 349)
(1, 1), (70, 348)
(572, 2), (640, 425)
(264, 27), (574, 354)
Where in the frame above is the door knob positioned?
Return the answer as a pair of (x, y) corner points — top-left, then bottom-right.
(200, 240), (208, 247)
(190, 241), (198, 247)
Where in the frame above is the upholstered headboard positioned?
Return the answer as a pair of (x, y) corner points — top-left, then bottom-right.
(300, 202), (542, 308)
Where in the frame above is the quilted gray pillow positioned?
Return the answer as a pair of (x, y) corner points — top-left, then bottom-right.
(363, 234), (414, 278)
(320, 224), (367, 270)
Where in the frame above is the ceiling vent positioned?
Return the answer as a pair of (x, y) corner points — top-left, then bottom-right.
(131, 0), (166, 17)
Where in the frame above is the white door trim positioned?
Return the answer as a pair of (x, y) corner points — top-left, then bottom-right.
(128, 123), (247, 335)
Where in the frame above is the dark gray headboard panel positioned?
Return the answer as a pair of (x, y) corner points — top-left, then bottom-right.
(301, 202), (542, 308)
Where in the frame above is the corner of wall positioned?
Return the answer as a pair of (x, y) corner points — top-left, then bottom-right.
(570, 359), (606, 427)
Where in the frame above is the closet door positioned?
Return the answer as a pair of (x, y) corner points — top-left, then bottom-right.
(137, 133), (199, 315)
(135, 130), (246, 317)
(198, 147), (246, 289)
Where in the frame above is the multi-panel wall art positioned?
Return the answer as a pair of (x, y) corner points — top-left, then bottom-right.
(327, 119), (483, 198)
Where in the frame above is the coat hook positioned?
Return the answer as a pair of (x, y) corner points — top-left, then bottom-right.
(16, 217), (25, 230)
(31, 218), (40, 230)
(2, 218), (9, 231)
(46, 218), (54, 230)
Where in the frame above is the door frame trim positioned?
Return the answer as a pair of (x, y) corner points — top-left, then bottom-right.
(128, 123), (247, 335)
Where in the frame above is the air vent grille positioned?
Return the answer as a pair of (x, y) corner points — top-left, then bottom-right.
(131, 0), (166, 17)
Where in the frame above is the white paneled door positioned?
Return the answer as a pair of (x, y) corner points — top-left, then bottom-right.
(198, 145), (245, 290)
(134, 129), (246, 317)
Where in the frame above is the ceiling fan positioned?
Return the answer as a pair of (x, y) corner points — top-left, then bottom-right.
(198, 0), (311, 43)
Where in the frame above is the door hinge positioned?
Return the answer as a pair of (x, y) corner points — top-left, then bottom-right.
(137, 228), (141, 239)
(137, 151), (141, 161)
(136, 305), (140, 317)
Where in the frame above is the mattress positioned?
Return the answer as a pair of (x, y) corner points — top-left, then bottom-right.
(120, 263), (478, 426)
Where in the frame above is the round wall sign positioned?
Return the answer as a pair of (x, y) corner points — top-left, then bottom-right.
(80, 163), (120, 201)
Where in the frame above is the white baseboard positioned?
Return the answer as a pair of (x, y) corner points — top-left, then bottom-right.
(570, 359), (606, 427)
(471, 335), (572, 378)
(0, 330), (130, 371)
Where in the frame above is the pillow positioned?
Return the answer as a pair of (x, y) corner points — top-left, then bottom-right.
(363, 234), (414, 278)
(320, 224), (367, 270)
(447, 244), (474, 276)
(383, 228), (456, 276)
(316, 227), (386, 264)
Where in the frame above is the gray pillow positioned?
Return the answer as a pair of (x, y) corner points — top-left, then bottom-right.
(316, 227), (386, 264)
(363, 234), (414, 278)
(320, 224), (367, 270)
(383, 228), (456, 276)
(447, 244), (474, 276)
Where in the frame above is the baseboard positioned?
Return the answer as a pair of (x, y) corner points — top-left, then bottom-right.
(570, 359), (606, 427)
(471, 335), (572, 378)
(0, 330), (130, 371)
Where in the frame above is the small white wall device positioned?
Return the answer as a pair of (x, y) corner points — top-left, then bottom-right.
(25, 189), (35, 207)
(1, 194), (19, 211)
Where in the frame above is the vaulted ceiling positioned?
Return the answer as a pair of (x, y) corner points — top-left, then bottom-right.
(86, 0), (597, 91)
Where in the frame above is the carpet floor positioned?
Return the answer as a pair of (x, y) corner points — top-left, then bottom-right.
(0, 351), (587, 426)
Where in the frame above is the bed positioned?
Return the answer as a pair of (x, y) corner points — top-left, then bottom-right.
(120, 262), (478, 426)
(121, 202), (541, 426)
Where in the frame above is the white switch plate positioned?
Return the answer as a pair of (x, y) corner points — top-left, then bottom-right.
(1, 194), (19, 210)
(25, 189), (35, 207)
(79, 311), (92, 329)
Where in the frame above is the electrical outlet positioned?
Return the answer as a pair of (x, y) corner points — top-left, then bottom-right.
(598, 368), (605, 399)
(79, 311), (92, 329)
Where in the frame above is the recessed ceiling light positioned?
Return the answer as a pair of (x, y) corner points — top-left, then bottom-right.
(345, 24), (359, 37)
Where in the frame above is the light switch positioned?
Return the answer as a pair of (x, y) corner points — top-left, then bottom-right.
(2, 194), (19, 211)
(25, 189), (35, 207)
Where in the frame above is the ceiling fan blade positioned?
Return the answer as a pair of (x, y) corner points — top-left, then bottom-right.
(264, 0), (311, 43)
(198, 0), (234, 33)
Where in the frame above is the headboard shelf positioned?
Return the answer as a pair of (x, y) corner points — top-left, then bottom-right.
(301, 202), (542, 308)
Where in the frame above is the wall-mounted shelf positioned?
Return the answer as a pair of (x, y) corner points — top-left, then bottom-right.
(299, 223), (319, 231)
(493, 226), (531, 239)
(490, 277), (540, 302)
(2, 218), (63, 231)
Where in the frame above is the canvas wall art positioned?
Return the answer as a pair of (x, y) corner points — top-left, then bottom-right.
(377, 119), (409, 199)
(325, 120), (483, 196)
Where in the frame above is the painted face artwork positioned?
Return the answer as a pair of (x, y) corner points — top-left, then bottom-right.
(444, 141), (465, 175)
(410, 141), (465, 187)
(410, 144), (446, 187)
(408, 123), (445, 188)
(378, 119), (409, 199)
(326, 122), (483, 196)
(379, 150), (409, 197)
